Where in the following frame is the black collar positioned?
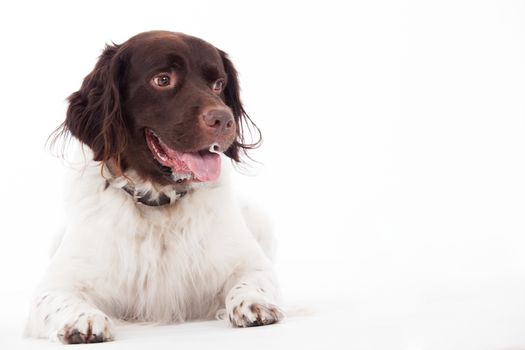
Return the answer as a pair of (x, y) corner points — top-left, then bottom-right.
(104, 180), (187, 207)
(103, 163), (187, 207)
(123, 182), (186, 206)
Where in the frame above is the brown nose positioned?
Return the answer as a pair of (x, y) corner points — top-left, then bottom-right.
(202, 108), (234, 134)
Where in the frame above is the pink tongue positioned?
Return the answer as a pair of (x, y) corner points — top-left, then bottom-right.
(179, 152), (221, 182)
(153, 134), (221, 182)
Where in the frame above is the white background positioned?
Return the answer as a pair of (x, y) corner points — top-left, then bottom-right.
(1, 1), (525, 349)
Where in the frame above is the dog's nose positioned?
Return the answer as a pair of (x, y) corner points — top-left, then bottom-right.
(201, 108), (234, 134)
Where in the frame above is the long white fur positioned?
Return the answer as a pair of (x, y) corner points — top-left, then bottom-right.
(25, 150), (282, 342)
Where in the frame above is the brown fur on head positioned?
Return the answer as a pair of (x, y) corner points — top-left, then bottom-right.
(64, 43), (127, 166)
(54, 31), (261, 185)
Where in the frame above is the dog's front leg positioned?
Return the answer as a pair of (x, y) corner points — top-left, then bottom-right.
(25, 290), (114, 344)
(224, 263), (284, 327)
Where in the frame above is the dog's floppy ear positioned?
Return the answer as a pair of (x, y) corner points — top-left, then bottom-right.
(63, 43), (127, 164)
(219, 50), (262, 162)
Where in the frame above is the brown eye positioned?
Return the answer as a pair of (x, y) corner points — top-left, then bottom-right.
(155, 75), (170, 86)
(151, 72), (176, 89)
(212, 79), (224, 93)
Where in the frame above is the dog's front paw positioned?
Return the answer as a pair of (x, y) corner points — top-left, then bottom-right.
(57, 311), (114, 344)
(228, 298), (284, 327)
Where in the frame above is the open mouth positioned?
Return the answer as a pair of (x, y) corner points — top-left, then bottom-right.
(145, 128), (221, 182)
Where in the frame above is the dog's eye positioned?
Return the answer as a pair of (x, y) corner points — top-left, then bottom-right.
(151, 72), (176, 89)
(156, 76), (170, 86)
(212, 79), (225, 93)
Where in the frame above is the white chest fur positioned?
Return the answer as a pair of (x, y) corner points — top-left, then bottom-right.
(26, 157), (282, 342)
(51, 161), (254, 322)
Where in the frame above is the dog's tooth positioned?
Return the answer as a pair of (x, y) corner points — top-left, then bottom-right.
(209, 143), (221, 154)
(172, 172), (192, 182)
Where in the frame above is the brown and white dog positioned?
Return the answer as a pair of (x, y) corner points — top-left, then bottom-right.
(25, 31), (283, 344)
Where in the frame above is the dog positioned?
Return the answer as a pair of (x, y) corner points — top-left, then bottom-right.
(25, 31), (283, 344)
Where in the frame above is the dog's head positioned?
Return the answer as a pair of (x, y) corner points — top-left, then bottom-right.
(60, 31), (260, 186)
